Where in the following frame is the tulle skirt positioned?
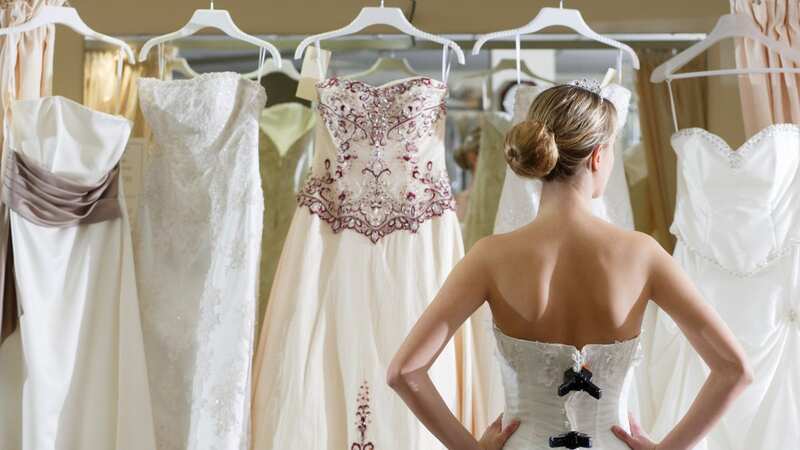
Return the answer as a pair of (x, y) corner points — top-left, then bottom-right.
(251, 207), (468, 449)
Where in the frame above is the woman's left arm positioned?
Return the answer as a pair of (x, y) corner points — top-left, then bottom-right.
(387, 239), (517, 450)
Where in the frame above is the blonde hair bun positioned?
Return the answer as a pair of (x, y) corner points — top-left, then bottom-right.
(504, 119), (558, 179)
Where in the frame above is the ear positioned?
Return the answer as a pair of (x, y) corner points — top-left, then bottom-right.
(589, 144), (603, 172)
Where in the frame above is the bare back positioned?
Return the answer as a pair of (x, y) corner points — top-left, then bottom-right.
(480, 209), (651, 349)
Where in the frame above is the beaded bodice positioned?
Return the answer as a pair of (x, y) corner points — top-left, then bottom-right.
(494, 327), (642, 450)
(670, 124), (800, 276)
(298, 77), (455, 243)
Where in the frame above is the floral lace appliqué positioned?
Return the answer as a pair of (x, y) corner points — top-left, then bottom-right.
(351, 381), (375, 450)
(298, 78), (455, 244)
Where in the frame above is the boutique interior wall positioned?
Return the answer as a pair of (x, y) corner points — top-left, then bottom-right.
(54, 0), (745, 145)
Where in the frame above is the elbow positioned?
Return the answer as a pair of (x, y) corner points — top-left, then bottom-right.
(386, 361), (409, 391)
(722, 357), (754, 388)
(386, 358), (424, 392)
(739, 361), (755, 387)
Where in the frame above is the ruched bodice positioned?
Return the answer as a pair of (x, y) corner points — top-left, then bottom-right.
(494, 327), (642, 450)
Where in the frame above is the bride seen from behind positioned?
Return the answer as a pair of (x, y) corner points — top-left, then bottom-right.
(387, 83), (752, 450)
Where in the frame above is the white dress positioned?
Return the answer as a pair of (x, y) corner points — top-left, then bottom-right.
(3, 96), (156, 450)
(494, 327), (642, 450)
(465, 84), (636, 431)
(638, 124), (800, 450)
(135, 73), (265, 450)
(251, 77), (467, 449)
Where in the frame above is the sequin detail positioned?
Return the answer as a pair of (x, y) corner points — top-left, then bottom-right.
(351, 381), (375, 450)
(298, 77), (455, 243)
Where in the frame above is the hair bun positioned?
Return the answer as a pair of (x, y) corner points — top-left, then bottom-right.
(503, 119), (558, 179)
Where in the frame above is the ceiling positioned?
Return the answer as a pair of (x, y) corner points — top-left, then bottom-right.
(71, 0), (731, 36)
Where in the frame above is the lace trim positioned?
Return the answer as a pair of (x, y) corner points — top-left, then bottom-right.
(672, 124), (800, 169)
(493, 326), (641, 387)
(351, 381), (375, 450)
(674, 233), (800, 278)
(299, 76), (455, 243)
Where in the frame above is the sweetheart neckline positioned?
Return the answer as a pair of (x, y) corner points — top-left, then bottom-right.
(315, 75), (447, 91)
(672, 123), (800, 154)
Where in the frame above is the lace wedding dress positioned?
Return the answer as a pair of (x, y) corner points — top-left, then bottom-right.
(251, 76), (469, 449)
(135, 73), (265, 450)
(2, 96), (156, 450)
(495, 326), (642, 449)
(639, 124), (800, 450)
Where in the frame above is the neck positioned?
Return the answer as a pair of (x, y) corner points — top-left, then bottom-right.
(539, 174), (594, 218)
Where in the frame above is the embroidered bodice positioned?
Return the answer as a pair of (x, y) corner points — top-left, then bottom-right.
(298, 77), (455, 243)
(494, 327), (642, 450)
(670, 124), (800, 277)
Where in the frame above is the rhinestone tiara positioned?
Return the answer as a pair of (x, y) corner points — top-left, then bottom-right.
(568, 78), (602, 96)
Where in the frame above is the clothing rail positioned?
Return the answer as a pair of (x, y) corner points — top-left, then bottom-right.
(85, 32), (706, 53)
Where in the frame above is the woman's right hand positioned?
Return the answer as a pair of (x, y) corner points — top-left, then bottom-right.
(611, 414), (658, 450)
(478, 414), (520, 450)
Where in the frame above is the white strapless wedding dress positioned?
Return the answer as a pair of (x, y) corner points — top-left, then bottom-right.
(639, 124), (800, 450)
(495, 327), (642, 450)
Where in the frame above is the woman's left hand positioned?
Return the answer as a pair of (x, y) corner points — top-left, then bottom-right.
(611, 414), (658, 450)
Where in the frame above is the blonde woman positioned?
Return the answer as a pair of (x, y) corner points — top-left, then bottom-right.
(388, 82), (752, 450)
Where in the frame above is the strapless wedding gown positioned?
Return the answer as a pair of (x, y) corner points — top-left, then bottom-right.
(251, 77), (467, 450)
(639, 124), (800, 450)
(495, 327), (642, 450)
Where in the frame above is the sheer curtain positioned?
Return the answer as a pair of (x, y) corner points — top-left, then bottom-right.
(634, 49), (708, 252)
(732, 0), (799, 135)
(0, 1), (64, 447)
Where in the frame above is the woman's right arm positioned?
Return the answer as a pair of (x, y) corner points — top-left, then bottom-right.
(623, 239), (753, 450)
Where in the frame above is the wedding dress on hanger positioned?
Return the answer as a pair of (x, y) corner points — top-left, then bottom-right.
(256, 102), (315, 330)
(639, 122), (800, 450)
(463, 111), (512, 250)
(251, 57), (469, 449)
(135, 71), (265, 450)
(2, 96), (156, 450)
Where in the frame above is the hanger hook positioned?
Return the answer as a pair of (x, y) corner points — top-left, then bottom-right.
(559, 0), (564, 8)
(210, 1), (214, 9)
(380, 0), (384, 6)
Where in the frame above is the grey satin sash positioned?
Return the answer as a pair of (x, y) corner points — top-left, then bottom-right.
(2, 150), (122, 227)
(0, 150), (122, 343)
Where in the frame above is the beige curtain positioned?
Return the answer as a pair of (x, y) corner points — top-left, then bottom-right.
(83, 47), (162, 137)
(732, 0), (800, 135)
(633, 49), (709, 252)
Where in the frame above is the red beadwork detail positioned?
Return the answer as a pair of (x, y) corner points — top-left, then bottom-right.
(351, 381), (375, 450)
(298, 77), (455, 244)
